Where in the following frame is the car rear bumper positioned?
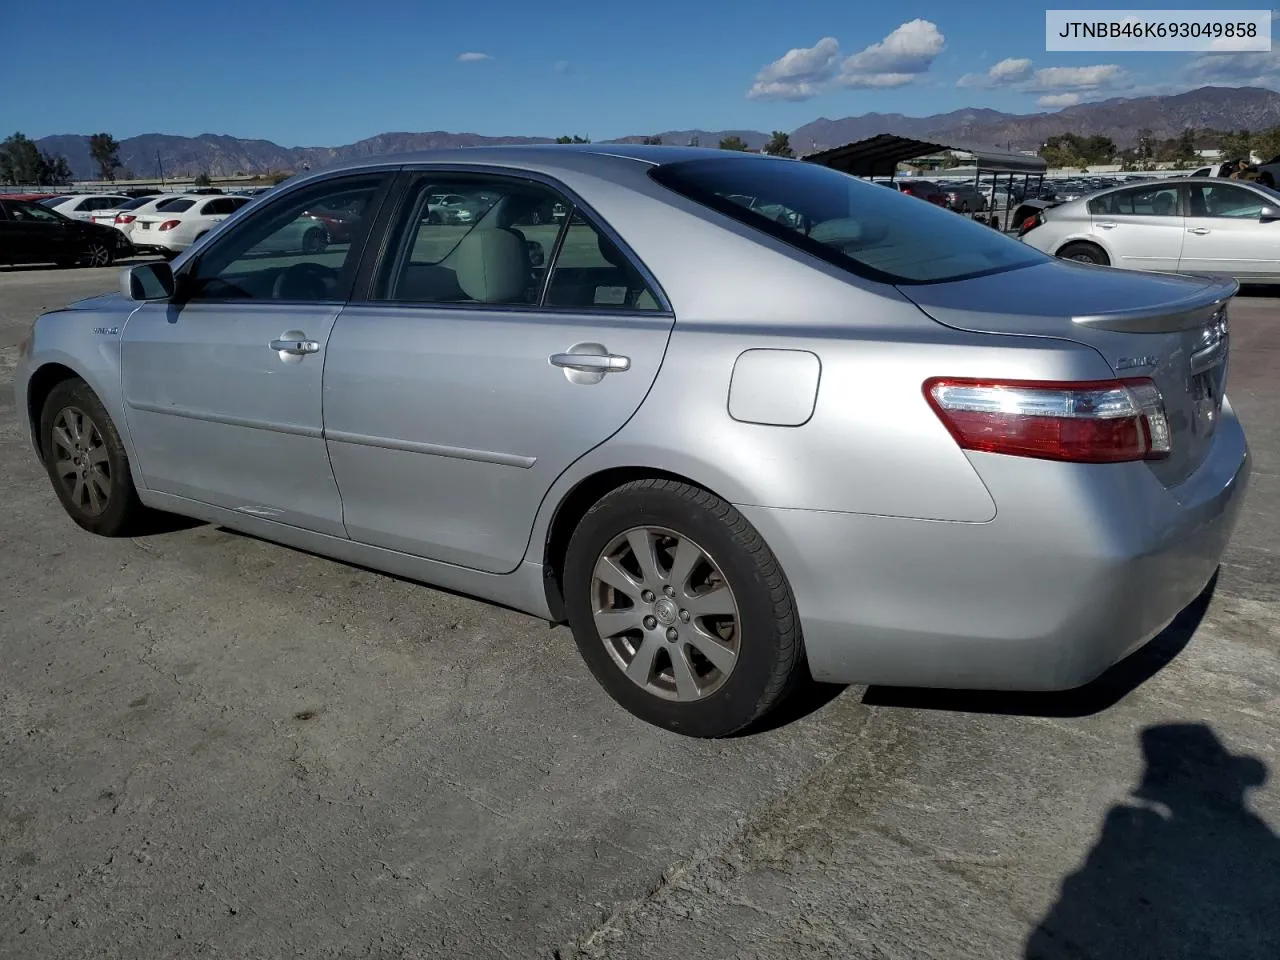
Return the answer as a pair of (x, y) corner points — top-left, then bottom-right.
(130, 228), (184, 252)
(740, 402), (1249, 690)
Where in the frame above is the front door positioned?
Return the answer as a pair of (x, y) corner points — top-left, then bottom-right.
(1180, 181), (1280, 281)
(323, 171), (675, 574)
(119, 173), (392, 536)
(1089, 182), (1184, 271)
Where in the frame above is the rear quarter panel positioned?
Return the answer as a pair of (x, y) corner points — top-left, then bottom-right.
(521, 174), (1118, 559)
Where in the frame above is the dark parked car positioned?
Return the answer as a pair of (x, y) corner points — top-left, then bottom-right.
(0, 197), (130, 268)
(881, 179), (948, 206)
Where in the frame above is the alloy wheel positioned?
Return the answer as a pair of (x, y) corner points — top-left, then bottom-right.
(590, 525), (740, 702)
(85, 242), (110, 267)
(50, 406), (112, 517)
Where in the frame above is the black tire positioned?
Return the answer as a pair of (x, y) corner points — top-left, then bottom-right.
(301, 227), (327, 254)
(82, 239), (114, 268)
(563, 479), (805, 738)
(1057, 241), (1110, 266)
(39, 379), (148, 537)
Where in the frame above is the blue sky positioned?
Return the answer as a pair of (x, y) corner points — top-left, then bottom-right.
(1, 0), (1275, 145)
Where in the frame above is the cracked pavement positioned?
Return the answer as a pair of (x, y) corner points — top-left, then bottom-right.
(2, 265), (1278, 959)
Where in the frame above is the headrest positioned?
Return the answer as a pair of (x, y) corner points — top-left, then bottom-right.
(454, 228), (529, 303)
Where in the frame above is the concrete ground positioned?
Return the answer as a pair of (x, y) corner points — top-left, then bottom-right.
(1, 264), (1278, 960)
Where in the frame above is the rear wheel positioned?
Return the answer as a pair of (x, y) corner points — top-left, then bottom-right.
(1057, 241), (1109, 266)
(563, 479), (805, 738)
(39, 379), (148, 536)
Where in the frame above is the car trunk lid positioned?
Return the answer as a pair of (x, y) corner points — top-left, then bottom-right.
(898, 259), (1236, 487)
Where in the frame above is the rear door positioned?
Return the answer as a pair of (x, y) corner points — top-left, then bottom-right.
(1088, 183), (1184, 271)
(1180, 181), (1280, 281)
(323, 169), (676, 574)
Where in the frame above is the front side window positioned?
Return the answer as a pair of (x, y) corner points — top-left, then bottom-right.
(184, 175), (384, 302)
(1188, 183), (1267, 219)
(651, 157), (1044, 285)
(1089, 186), (1179, 217)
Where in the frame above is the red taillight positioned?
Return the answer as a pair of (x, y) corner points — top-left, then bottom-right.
(1018, 214), (1042, 236)
(158, 219), (180, 231)
(901, 187), (915, 195)
(924, 378), (1171, 463)
(116, 214), (136, 224)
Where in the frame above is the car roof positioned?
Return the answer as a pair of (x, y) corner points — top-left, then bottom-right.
(280, 143), (776, 186)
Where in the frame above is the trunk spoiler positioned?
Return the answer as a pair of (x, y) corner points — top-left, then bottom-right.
(1070, 276), (1238, 333)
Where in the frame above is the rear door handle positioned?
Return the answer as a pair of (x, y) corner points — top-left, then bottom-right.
(550, 352), (630, 372)
(270, 338), (320, 355)
(1096, 221), (1118, 229)
(1188, 227), (1211, 235)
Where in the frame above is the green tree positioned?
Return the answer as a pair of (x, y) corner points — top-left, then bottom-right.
(1176, 127), (1197, 164)
(719, 135), (749, 152)
(89, 132), (122, 180)
(554, 134), (590, 144)
(0, 132), (45, 184)
(269, 171), (292, 185)
(193, 171), (212, 187)
(763, 131), (794, 157)
(1254, 126), (1280, 164)
(42, 151), (72, 183)
(641, 135), (663, 145)
(1218, 128), (1253, 162)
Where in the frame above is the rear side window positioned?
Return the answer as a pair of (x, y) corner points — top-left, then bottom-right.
(1088, 186), (1179, 217)
(650, 158), (1044, 285)
(156, 198), (195, 212)
(120, 196), (154, 210)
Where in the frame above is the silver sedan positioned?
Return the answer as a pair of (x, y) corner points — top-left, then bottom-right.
(15, 146), (1249, 737)
(1020, 176), (1280, 283)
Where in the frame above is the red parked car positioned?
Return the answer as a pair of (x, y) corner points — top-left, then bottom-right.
(877, 179), (948, 206)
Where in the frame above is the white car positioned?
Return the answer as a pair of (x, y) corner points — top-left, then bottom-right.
(41, 194), (132, 222)
(89, 194), (186, 242)
(130, 194), (252, 258)
(1019, 176), (1280, 284)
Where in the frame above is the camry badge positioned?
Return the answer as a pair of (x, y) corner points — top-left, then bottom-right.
(1115, 355), (1158, 370)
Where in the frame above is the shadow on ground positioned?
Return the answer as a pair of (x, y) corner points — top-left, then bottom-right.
(1026, 722), (1280, 959)
(861, 573), (1216, 719)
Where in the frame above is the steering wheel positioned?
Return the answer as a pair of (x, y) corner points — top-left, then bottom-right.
(272, 261), (337, 300)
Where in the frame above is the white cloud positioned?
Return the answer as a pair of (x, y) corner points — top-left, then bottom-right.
(456, 52), (492, 63)
(1185, 50), (1280, 85)
(746, 21), (944, 101)
(958, 56), (1032, 88)
(840, 19), (945, 85)
(1026, 64), (1125, 91)
(747, 36), (841, 100)
(1038, 93), (1081, 107)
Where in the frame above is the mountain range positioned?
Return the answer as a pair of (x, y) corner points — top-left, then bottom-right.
(32, 86), (1280, 180)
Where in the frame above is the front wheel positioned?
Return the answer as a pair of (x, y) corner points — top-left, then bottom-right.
(40, 379), (149, 536)
(563, 479), (805, 737)
(82, 240), (114, 268)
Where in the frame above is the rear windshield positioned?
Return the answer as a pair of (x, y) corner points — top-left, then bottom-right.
(155, 198), (195, 212)
(650, 158), (1044, 285)
(119, 196), (154, 210)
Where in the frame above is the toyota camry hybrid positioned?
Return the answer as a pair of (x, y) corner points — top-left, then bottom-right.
(15, 145), (1249, 737)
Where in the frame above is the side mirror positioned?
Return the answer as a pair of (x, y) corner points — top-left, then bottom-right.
(1260, 205), (1280, 223)
(121, 261), (175, 301)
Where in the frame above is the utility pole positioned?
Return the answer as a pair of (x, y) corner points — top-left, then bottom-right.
(156, 150), (166, 189)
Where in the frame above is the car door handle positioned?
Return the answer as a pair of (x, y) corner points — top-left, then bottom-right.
(1096, 221), (1118, 229)
(550, 352), (630, 372)
(1188, 227), (1211, 235)
(270, 338), (320, 355)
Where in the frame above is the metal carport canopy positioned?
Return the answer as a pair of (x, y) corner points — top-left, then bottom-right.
(802, 134), (1047, 177)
